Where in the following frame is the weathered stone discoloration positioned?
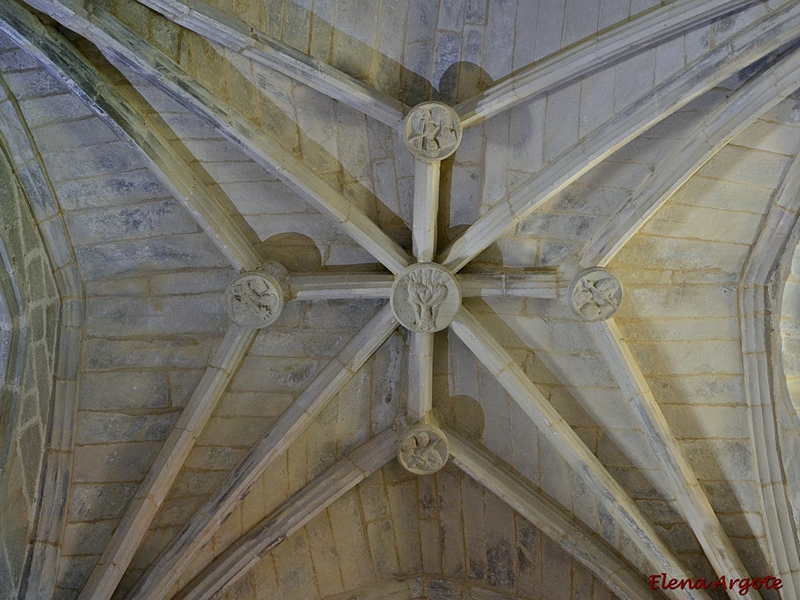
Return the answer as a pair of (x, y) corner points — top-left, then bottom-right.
(0, 0), (797, 598)
(211, 465), (631, 600)
(0, 105), (59, 598)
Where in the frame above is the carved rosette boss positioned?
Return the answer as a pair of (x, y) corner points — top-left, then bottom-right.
(391, 263), (461, 333)
(398, 425), (449, 475)
(569, 267), (623, 322)
(404, 101), (463, 161)
(225, 263), (287, 329)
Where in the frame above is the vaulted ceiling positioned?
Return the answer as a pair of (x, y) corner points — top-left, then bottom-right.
(2, 1), (800, 599)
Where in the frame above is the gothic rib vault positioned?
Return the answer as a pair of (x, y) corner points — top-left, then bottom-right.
(4, 0), (800, 599)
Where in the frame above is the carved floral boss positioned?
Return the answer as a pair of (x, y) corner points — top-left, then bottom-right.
(224, 102), (623, 476)
(391, 263), (461, 333)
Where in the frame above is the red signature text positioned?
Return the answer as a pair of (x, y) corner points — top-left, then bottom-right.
(648, 573), (782, 595)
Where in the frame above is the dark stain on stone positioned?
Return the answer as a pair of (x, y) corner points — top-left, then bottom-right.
(487, 537), (516, 589)
(574, 216), (591, 236)
(114, 201), (174, 234)
(284, 362), (314, 387)
(712, 13), (736, 37)
(419, 483), (437, 518)
(554, 190), (581, 211)
(425, 578), (458, 599)
(517, 546), (532, 573)
(468, 556), (485, 581)
(518, 521), (537, 550)
(517, 522), (538, 576)
(145, 417), (174, 440)
(109, 174), (163, 196)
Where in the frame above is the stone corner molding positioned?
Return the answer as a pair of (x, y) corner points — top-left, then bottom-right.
(391, 262), (461, 333)
(569, 267), (623, 321)
(225, 262), (288, 329)
(398, 424), (449, 475)
(404, 101), (463, 161)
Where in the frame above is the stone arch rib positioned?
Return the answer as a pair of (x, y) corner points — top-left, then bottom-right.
(582, 40), (800, 268)
(0, 67), (84, 600)
(0, 149), (26, 477)
(126, 0), (407, 129)
(437, 1), (800, 273)
(20, 0), (415, 275)
(449, 307), (714, 600)
(0, 0), (263, 273)
(591, 318), (760, 595)
(741, 147), (800, 598)
(447, 430), (660, 600)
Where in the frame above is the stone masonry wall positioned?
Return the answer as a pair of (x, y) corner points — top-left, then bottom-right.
(0, 130), (60, 598)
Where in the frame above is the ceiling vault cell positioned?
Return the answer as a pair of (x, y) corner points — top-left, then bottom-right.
(583, 39), (800, 268)
(449, 306), (716, 600)
(173, 427), (402, 600)
(0, 0), (262, 273)
(1, 0), (796, 599)
(437, 0), (800, 273)
(447, 429), (659, 600)
(128, 305), (399, 600)
(451, 0), (757, 128)
(21, 0), (415, 274)
(126, 0), (408, 129)
(77, 324), (257, 600)
(741, 147), (800, 598)
(0, 66), (84, 600)
(591, 318), (759, 596)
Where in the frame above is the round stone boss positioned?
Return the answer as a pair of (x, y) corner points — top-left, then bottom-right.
(225, 270), (285, 329)
(569, 267), (623, 322)
(404, 101), (463, 161)
(391, 263), (461, 333)
(398, 425), (449, 475)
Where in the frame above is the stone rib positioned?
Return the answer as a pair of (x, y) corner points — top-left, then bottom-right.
(0, 0), (262, 272)
(286, 271), (561, 300)
(407, 332), (433, 422)
(592, 318), (761, 600)
(449, 306), (712, 600)
(21, 0), (415, 275)
(76, 324), (256, 600)
(453, 0), (755, 128)
(739, 148), (800, 598)
(126, 304), (398, 600)
(457, 271), (559, 299)
(133, 0), (407, 129)
(0, 72), (85, 600)
(448, 430), (661, 600)
(288, 273), (394, 300)
(583, 41), (800, 267)
(438, 1), (800, 273)
(412, 160), (439, 263)
(173, 428), (400, 600)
